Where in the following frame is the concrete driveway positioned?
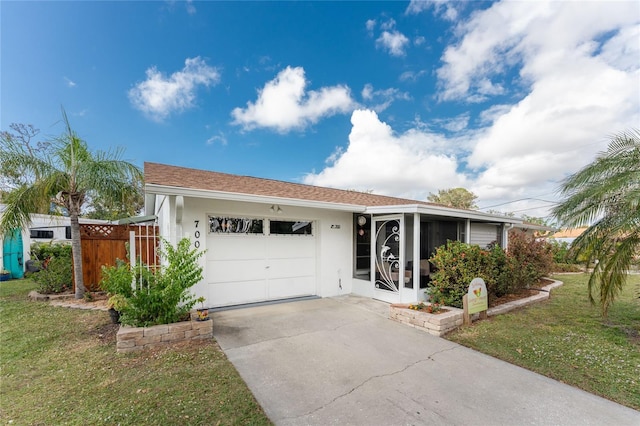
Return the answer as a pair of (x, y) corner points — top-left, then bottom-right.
(213, 295), (640, 425)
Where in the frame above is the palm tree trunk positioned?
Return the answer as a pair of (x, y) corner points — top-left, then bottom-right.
(69, 209), (85, 299)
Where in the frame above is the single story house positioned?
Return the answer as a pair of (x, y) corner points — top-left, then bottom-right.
(144, 162), (535, 308)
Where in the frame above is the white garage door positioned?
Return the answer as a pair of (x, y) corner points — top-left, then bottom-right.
(205, 232), (316, 307)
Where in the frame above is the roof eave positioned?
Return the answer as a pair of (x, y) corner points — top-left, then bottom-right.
(365, 204), (524, 223)
(145, 183), (367, 213)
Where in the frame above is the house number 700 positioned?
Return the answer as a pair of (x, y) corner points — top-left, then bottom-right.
(194, 220), (201, 248)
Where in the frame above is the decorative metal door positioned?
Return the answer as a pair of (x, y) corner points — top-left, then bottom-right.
(372, 216), (403, 303)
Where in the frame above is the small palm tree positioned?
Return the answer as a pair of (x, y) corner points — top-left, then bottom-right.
(553, 129), (640, 316)
(0, 109), (143, 298)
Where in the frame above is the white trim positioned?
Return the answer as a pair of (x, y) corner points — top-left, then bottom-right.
(366, 204), (521, 224)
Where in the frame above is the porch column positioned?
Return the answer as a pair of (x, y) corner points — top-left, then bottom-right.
(413, 212), (421, 301)
(465, 219), (471, 243)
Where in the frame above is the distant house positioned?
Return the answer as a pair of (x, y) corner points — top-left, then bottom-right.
(144, 162), (545, 309)
(0, 204), (108, 278)
(548, 227), (588, 245)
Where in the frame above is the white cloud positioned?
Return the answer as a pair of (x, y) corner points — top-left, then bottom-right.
(303, 110), (467, 200)
(444, 0), (639, 212)
(306, 1), (639, 220)
(185, 0), (196, 15)
(206, 131), (227, 146)
(365, 19), (376, 34)
(64, 77), (76, 88)
(406, 0), (459, 21)
(361, 84), (411, 112)
(231, 66), (354, 132)
(399, 70), (427, 82)
(376, 30), (410, 56)
(414, 36), (426, 46)
(380, 18), (396, 31)
(129, 57), (220, 122)
(435, 113), (470, 132)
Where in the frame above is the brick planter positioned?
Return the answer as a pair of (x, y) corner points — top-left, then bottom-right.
(389, 304), (464, 337)
(116, 317), (213, 353)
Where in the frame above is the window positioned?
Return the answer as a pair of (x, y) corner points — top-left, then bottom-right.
(269, 220), (312, 235)
(65, 226), (71, 239)
(354, 215), (371, 279)
(30, 229), (54, 239)
(209, 216), (264, 234)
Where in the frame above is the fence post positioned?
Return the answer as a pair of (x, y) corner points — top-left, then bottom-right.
(129, 231), (136, 290)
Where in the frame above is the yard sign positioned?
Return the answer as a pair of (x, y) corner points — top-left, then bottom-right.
(467, 277), (488, 314)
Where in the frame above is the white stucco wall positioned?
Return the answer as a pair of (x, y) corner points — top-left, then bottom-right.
(152, 195), (355, 307)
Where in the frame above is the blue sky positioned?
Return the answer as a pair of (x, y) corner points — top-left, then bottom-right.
(2, 1), (639, 220)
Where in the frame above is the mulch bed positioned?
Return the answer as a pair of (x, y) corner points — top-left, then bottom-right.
(489, 278), (554, 307)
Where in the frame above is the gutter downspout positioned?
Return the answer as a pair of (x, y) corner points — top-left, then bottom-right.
(504, 223), (514, 250)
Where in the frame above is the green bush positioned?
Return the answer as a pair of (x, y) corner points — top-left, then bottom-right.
(100, 258), (134, 298)
(429, 241), (516, 308)
(507, 231), (554, 289)
(32, 255), (73, 294)
(548, 240), (578, 264)
(428, 233), (555, 308)
(429, 242), (487, 308)
(30, 242), (72, 264)
(552, 263), (583, 272)
(100, 238), (205, 327)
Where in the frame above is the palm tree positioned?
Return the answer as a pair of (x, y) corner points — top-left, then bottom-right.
(553, 129), (640, 316)
(0, 109), (143, 298)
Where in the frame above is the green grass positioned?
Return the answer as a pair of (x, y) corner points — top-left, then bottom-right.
(0, 279), (272, 425)
(447, 273), (640, 410)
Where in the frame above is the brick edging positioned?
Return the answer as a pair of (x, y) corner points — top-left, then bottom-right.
(389, 278), (563, 336)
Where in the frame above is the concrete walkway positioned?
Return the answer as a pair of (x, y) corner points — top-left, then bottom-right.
(213, 295), (640, 426)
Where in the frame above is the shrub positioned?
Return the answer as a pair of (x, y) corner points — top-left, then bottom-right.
(548, 240), (578, 264)
(30, 242), (72, 265)
(429, 241), (503, 308)
(429, 242), (477, 308)
(428, 234), (555, 308)
(100, 237), (205, 327)
(553, 263), (583, 273)
(507, 231), (554, 289)
(100, 258), (134, 298)
(32, 255), (73, 294)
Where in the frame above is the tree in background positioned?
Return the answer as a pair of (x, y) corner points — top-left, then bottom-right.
(84, 184), (144, 220)
(0, 109), (143, 298)
(427, 187), (478, 209)
(0, 124), (51, 214)
(520, 215), (554, 227)
(553, 129), (639, 316)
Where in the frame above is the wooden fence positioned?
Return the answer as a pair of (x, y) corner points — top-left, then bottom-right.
(77, 224), (159, 292)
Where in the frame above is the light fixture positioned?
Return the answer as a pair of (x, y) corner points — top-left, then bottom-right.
(270, 205), (275, 213)
(270, 205), (283, 214)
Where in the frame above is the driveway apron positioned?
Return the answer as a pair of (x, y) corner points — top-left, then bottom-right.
(213, 296), (640, 425)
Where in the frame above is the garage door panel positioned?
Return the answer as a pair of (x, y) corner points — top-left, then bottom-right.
(207, 236), (266, 260)
(205, 231), (316, 307)
(268, 276), (315, 299)
(207, 259), (266, 283)
(209, 280), (268, 306)
(267, 237), (315, 258)
(267, 257), (315, 279)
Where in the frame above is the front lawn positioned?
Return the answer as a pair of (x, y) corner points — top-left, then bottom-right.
(0, 279), (272, 425)
(447, 273), (640, 410)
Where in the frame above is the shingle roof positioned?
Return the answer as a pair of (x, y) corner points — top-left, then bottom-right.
(144, 162), (436, 208)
